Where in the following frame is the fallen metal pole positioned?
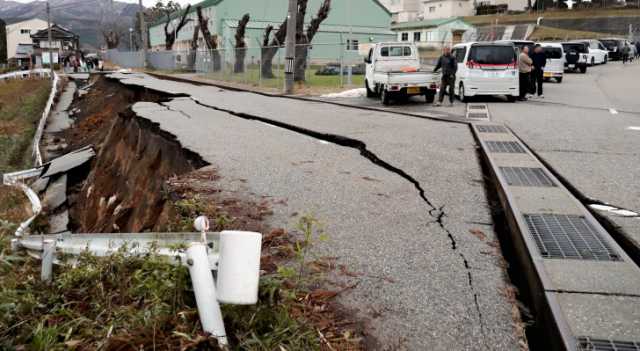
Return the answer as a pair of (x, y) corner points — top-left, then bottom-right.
(187, 242), (228, 346)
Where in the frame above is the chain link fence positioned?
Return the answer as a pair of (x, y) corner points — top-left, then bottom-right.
(103, 42), (368, 92)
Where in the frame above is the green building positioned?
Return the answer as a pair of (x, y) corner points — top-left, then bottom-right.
(147, 0), (395, 63)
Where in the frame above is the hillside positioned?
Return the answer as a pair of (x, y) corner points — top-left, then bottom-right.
(0, 0), (140, 49)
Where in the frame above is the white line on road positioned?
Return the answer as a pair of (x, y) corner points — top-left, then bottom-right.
(317, 140), (330, 145)
(590, 204), (639, 217)
(627, 126), (640, 131)
(609, 108), (619, 115)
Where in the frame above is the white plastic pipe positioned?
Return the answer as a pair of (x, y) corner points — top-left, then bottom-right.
(186, 243), (228, 346)
(216, 231), (262, 305)
(41, 239), (56, 282)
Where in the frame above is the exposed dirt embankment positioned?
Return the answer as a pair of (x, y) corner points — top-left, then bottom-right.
(66, 76), (207, 233)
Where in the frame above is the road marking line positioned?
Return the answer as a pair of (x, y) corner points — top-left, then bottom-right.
(609, 108), (619, 115)
(627, 126), (640, 131)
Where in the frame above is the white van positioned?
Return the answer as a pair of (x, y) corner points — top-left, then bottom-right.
(451, 42), (519, 102)
(571, 40), (608, 65)
(537, 42), (565, 83)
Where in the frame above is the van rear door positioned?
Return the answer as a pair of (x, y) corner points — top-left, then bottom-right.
(543, 46), (564, 75)
(466, 44), (517, 79)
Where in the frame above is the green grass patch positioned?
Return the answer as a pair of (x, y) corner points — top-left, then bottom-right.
(200, 65), (364, 92)
(0, 79), (51, 172)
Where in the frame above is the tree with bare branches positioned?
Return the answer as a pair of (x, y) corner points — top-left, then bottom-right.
(234, 14), (250, 73)
(164, 5), (192, 50)
(196, 5), (221, 71)
(261, 19), (288, 78)
(261, 0), (332, 81)
(188, 24), (200, 70)
(102, 29), (121, 49)
(294, 0), (331, 81)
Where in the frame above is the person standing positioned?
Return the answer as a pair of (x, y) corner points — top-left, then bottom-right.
(635, 41), (640, 60)
(433, 46), (458, 107)
(518, 46), (533, 101)
(622, 43), (631, 64)
(530, 45), (546, 98)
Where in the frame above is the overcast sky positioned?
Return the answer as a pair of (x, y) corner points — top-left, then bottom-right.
(10, 0), (202, 7)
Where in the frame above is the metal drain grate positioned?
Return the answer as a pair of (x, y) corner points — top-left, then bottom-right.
(486, 141), (526, 153)
(500, 167), (556, 187)
(477, 125), (507, 133)
(468, 113), (489, 119)
(524, 214), (621, 261)
(469, 105), (487, 110)
(577, 337), (640, 350)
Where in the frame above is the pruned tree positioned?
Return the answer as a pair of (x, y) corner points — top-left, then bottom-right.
(102, 29), (121, 49)
(260, 18), (288, 78)
(196, 5), (221, 71)
(261, 0), (332, 81)
(294, 0), (331, 81)
(0, 19), (7, 64)
(234, 14), (250, 73)
(164, 4), (192, 50)
(134, 1), (182, 49)
(188, 24), (200, 70)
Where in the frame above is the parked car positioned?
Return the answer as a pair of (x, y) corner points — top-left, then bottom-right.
(561, 42), (589, 73)
(600, 38), (627, 61)
(451, 42), (519, 102)
(571, 39), (608, 65)
(538, 42), (565, 83)
(316, 63), (366, 76)
(364, 42), (439, 105)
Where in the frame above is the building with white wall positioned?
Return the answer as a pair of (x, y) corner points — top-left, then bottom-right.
(385, 0), (422, 23)
(391, 17), (473, 48)
(420, 0), (474, 20)
(6, 18), (48, 60)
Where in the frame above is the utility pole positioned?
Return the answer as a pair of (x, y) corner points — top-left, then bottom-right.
(47, 0), (53, 79)
(284, 0), (297, 94)
(138, 0), (147, 67)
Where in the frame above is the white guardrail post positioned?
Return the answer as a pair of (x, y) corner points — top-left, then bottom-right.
(187, 242), (228, 346)
(41, 239), (56, 282)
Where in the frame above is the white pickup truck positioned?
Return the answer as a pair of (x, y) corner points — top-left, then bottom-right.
(364, 42), (440, 105)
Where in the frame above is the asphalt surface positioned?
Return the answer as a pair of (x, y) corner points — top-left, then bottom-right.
(488, 61), (640, 250)
(110, 73), (522, 350)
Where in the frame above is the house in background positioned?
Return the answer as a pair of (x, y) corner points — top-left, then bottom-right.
(6, 18), (48, 61)
(147, 0), (395, 64)
(30, 24), (79, 67)
(385, 0), (422, 23)
(421, 0), (474, 20)
(392, 17), (473, 48)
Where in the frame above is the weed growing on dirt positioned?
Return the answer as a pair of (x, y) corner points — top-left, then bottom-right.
(0, 214), (360, 350)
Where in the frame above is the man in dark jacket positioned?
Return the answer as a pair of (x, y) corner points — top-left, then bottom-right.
(433, 46), (457, 106)
(530, 45), (546, 98)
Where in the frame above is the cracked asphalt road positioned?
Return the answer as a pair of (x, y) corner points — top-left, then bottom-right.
(488, 61), (640, 251)
(110, 72), (521, 350)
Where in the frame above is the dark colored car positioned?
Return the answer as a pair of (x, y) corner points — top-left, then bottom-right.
(315, 63), (365, 76)
(561, 42), (589, 73)
(600, 38), (626, 60)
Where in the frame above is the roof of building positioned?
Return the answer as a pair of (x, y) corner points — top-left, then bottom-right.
(391, 17), (469, 30)
(30, 24), (78, 40)
(149, 0), (391, 28)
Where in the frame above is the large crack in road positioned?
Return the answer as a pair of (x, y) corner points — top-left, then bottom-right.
(183, 97), (488, 340)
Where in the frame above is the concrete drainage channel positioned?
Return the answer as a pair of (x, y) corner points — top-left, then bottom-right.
(472, 122), (640, 351)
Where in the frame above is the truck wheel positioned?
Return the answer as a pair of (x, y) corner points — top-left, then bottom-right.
(556, 77), (563, 83)
(425, 91), (435, 103)
(381, 89), (391, 106)
(458, 83), (467, 103)
(365, 80), (376, 98)
(580, 66), (587, 74)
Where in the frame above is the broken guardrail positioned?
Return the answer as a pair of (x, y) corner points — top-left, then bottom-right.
(10, 222), (263, 347)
